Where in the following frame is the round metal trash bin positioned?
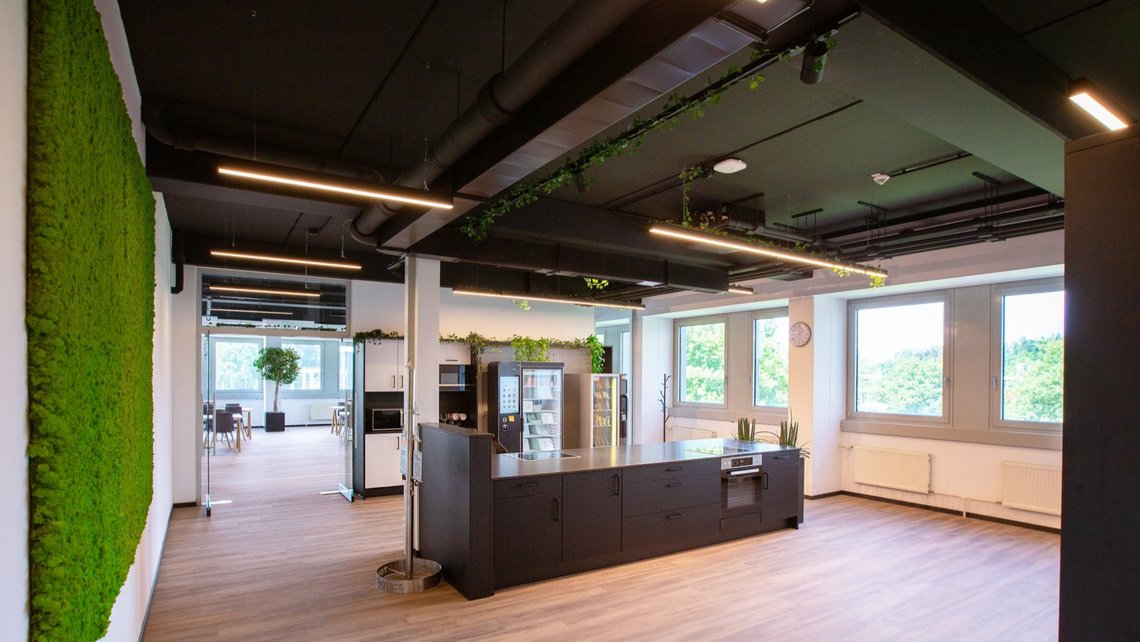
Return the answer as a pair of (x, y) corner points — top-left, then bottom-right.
(376, 558), (443, 594)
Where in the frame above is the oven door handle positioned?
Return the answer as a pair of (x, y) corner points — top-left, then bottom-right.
(726, 467), (761, 477)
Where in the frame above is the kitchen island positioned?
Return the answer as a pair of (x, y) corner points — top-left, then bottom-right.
(417, 423), (803, 600)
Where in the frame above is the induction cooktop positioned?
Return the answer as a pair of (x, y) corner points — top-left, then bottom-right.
(687, 444), (760, 456)
(508, 451), (580, 461)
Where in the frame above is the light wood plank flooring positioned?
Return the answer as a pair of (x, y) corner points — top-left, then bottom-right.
(145, 427), (1059, 641)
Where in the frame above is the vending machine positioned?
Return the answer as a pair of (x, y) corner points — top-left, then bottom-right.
(488, 361), (564, 453)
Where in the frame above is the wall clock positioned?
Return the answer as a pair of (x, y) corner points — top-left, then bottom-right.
(790, 321), (812, 347)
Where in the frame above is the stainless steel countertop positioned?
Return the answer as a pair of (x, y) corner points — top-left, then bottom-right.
(491, 438), (797, 479)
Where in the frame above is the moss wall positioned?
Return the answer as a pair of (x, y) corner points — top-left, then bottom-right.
(26, 0), (156, 639)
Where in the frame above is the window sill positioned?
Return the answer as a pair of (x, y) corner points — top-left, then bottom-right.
(671, 405), (787, 426)
(841, 419), (1061, 450)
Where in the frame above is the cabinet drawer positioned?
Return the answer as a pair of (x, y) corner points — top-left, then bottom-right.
(624, 458), (719, 484)
(622, 474), (719, 516)
(622, 503), (719, 558)
(763, 450), (800, 467)
(494, 475), (562, 499)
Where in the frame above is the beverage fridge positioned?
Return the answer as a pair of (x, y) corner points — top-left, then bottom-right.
(567, 373), (628, 448)
(487, 361), (565, 453)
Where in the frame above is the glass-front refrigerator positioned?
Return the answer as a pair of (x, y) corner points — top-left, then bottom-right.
(488, 362), (564, 453)
(569, 373), (627, 447)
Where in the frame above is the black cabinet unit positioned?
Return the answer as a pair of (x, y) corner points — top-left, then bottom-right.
(562, 470), (623, 570)
(761, 450), (802, 531)
(493, 476), (563, 589)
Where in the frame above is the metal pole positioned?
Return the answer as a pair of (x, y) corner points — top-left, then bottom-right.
(402, 362), (415, 577)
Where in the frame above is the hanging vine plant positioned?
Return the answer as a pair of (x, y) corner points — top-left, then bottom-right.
(583, 278), (609, 290)
(353, 328), (403, 344)
(459, 46), (792, 241)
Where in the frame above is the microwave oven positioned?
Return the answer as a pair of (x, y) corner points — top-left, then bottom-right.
(370, 408), (403, 432)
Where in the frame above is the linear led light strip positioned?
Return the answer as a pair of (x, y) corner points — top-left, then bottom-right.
(211, 249), (362, 271)
(727, 285), (754, 295)
(1069, 91), (1129, 131)
(208, 285), (321, 298)
(452, 288), (645, 310)
(649, 225), (887, 278)
(217, 166), (454, 210)
(210, 308), (293, 316)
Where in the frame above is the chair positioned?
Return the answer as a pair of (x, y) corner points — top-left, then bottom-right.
(212, 410), (238, 451)
(225, 403), (250, 440)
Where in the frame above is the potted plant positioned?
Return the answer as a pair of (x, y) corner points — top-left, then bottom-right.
(253, 346), (300, 432)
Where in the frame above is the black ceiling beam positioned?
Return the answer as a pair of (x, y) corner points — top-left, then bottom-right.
(410, 228), (728, 293)
(858, 0), (1094, 140)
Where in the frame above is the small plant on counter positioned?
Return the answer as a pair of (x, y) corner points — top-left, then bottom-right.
(735, 417), (757, 442)
(758, 413), (811, 458)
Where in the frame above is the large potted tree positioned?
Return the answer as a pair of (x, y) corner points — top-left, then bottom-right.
(253, 346), (300, 432)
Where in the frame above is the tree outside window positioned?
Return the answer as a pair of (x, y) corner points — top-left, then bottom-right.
(282, 341), (322, 391)
(753, 314), (788, 408)
(853, 300), (945, 418)
(214, 339), (261, 392)
(1000, 289), (1063, 424)
(678, 320), (725, 404)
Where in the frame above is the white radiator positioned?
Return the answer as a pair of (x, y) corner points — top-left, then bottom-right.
(668, 425), (717, 442)
(1001, 461), (1062, 516)
(309, 403), (334, 421)
(852, 446), (932, 494)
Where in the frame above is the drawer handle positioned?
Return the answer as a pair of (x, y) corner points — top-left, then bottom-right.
(665, 466), (682, 472)
(774, 454), (790, 460)
(613, 474), (621, 496)
(553, 498), (560, 522)
(519, 481), (540, 487)
(666, 481), (683, 488)
(666, 513), (683, 520)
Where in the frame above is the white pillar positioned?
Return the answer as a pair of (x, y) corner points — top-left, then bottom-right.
(404, 257), (440, 430)
(788, 295), (846, 496)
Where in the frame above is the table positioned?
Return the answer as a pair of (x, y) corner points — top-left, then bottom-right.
(330, 405), (346, 435)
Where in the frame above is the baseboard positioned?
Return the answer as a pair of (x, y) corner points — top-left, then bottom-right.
(840, 491), (1060, 534)
(804, 491), (843, 500)
(172, 501), (197, 509)
(362, 486), (403, 498)
(137, 505), (174, 642)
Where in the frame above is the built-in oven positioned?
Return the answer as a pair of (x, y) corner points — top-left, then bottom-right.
(369, 407), (403, 432)
(720, 453), (764, 519)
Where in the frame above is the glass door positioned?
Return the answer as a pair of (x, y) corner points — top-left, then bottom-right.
(591, 375), (618, 447)
(339, 339), (355, 502)
(202, 332), (214, 516)
(522, 366), (563, 452)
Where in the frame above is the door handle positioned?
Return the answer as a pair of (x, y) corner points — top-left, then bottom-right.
(613, 474), (621, 495)
(391, 375), (396, 388)
(396, 436), (400, 450)
(762, 471), (769, 490)
(553, 498), (560, 521)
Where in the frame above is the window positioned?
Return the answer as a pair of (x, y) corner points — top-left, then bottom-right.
(753, 311), (789, 408)
(677, 318), (726, 405)
(213, 338), (262, 393)
(282, 340), (323, 391)
(338, 343), (354, 392)
(850, 295), (948, 420)
(995, 284), (1064, 426)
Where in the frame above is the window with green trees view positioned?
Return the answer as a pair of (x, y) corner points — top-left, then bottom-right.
(283, 340), (323, 391)
(678, 319), (725, 405)
(999, 288), (1064, 424)
(753, 313), (788, 408)
(213, 338), (263, 393)
(852, 298), (946, 418)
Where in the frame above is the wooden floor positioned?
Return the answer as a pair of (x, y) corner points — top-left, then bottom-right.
(145, 427), (1060, 641)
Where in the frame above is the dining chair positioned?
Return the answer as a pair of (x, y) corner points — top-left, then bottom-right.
(212, 410), (238, 451)
(224, 403), (250, 440)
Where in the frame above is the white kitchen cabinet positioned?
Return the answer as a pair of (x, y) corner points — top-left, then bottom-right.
(364, 432), (403, 489)
(439, 340), (471, 365)
(363, 339), (405, 392)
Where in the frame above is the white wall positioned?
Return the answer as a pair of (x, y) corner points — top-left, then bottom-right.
(1, 0), (28, 637)
(96, 0), (177, 637)
(171, 266), (201, 503)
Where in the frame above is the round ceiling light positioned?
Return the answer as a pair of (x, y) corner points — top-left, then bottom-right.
(712, 158), (748, 174)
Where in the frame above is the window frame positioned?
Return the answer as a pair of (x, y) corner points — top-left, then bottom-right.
(847, 291), (952, 424)
(675, 315), (728, 409)
(989, 278), (1064, 433)
(750, 308), (789, 411)
(211, 336), (264, 395)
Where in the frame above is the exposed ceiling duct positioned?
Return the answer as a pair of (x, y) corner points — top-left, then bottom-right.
(349, 0), (652, 243)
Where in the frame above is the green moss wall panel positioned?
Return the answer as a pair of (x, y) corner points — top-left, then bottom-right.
(26, 0), (155, 639)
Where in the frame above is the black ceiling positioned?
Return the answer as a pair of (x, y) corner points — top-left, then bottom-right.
(118, 0), (1140, 304)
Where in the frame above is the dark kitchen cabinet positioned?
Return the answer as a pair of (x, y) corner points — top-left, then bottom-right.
(562, 470), (623, 570)
(762, 450), (802, 530)
(493, 476), (562, 589)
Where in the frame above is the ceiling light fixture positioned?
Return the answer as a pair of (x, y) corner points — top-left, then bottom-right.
(712, 158), (748, 174)
(217, 164), (453, 210)
(452, 288), (645, 310)
(727, 285), (755, 295)
(1069, 83), (1129, 131)
(210, 308), (293, 316)
(208, 285), (321, 298)
(210, 249), (362, 271)
(649, 224), (887, 278)
(871, 172), (891, 186)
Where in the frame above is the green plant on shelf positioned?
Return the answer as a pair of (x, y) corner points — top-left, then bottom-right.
(757, 413), (811, 458)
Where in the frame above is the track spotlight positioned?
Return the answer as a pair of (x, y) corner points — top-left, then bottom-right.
(800, 40), (830, 85)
